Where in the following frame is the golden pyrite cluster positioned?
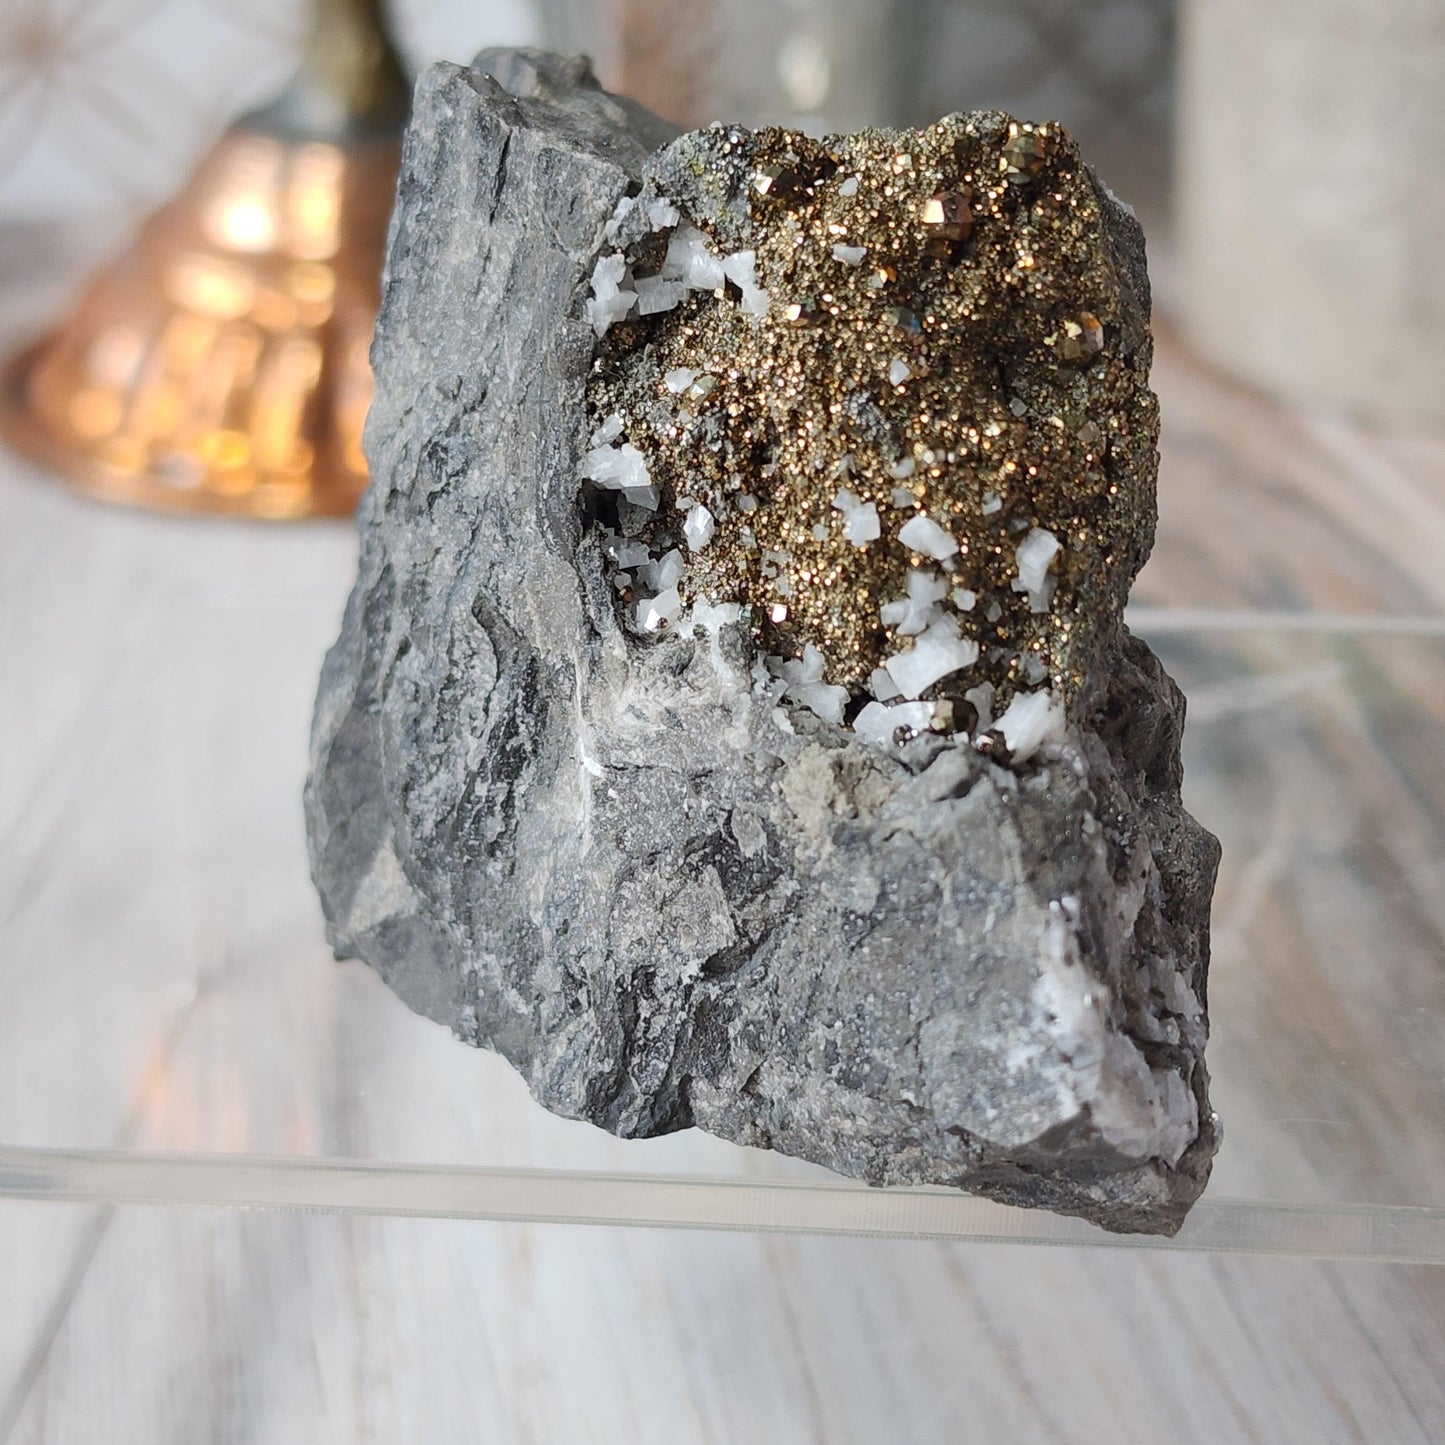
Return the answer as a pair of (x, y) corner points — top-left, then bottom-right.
(587, 113), (1159, 732)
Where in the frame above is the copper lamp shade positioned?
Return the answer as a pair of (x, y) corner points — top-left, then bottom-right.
(0, 0), (409, 519)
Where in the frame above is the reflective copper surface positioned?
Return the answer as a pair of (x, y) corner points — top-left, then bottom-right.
(0, 0), (407, 519)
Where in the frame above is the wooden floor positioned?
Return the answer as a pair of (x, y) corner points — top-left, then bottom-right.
(1, 224), (1444, 1444)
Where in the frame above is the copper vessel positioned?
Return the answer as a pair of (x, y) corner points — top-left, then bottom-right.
(0, 0), (409, 519)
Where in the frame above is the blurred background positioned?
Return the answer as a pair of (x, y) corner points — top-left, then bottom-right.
(0, 0), (1202, 519)
(6, 0), (1439, 522)
(3, 6), (1444, 1444)
(0, 0), (533, 220)
(0, 0), (1177, 220)
(546, 0), (1177, 209)
(4, 0), (1440, 522)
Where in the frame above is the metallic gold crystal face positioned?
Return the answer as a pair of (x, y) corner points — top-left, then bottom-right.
(587, 114), (1159, 721)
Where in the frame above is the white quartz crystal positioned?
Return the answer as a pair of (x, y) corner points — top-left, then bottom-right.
(662, 223), (727, 291)
(884, 615), (980, 699)
(772, 644), (849, 725)
(832, 487), (881, 545)
(586, 251), (637, 336)
(689, 597), (743, 633)
(590, 412), (624, 446)
(639, 547), (684, 592)
(994, 688), (1064, 761)
(637, 586), (682, 632)
(581, 440), (651, 492)
(851, 699), (937, 745)
(683, 503), (716, 551)
(722, 249), (770, 315)
(1013, 527), (1061, 595)
(608, 538), (651, 568)
(898, 513), (959, 560)
(880, 568), (947, 636)
(634, 276), (687, 315)
(645, 196), (680, 229)
(844, 502), (880, 545)
(869, 667), (902, 702)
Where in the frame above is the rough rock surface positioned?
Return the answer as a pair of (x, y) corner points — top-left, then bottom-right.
(306, 50), (1221, 1234)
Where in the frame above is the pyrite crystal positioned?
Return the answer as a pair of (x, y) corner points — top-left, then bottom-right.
(589, 118), (1156, 723)
(306, 51), (1221, 1235)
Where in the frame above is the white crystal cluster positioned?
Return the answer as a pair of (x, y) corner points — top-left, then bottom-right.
(767, 644), (849, 726)
(581, 197), (776, 639)
(583, 191), (1069, 764)
(847, 517), (1067, 758)
(587, 195), (770, 339)
(897, 513), (958, 560)
(832, 488), (880, 545)
(580, 413), (659, 510)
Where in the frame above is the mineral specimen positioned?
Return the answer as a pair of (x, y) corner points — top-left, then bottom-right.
(305, 49), (1221, 1235)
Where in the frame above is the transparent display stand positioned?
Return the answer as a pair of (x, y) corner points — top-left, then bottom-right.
(4, 544), (1443, 1265)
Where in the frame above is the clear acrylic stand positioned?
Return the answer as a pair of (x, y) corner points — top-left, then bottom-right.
(4, 553), (1443, 1265)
